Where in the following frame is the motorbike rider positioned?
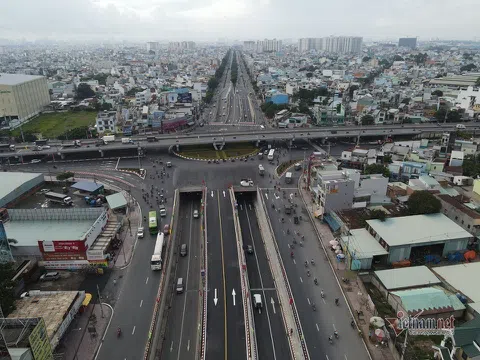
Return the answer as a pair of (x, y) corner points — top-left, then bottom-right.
(314, 278), (318, 285)
(320, 290), (324, 298)
(335, 298), (339, 305)
(334, 330), (339, 338)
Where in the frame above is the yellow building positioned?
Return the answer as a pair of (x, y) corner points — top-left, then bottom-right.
(0, 73), (50, 124)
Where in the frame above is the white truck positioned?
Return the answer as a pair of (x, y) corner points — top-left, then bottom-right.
(121, 138), (133, 144)
(102, 135), (115, 144)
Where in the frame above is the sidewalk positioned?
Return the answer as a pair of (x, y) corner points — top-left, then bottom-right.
(113, 201), (141, 269)
(298, 178), (394, 360)
(59, 302), (113, 360)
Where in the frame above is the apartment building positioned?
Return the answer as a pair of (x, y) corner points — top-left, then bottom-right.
(298, 38), (323, 52)
(96, 111), (117, 134)
(243, 41), (256, 51)
(256, 39), (282, 53)
(312, 170), (355, 214)
(146, 42), (159, 52)
(323, 36), (363, 54)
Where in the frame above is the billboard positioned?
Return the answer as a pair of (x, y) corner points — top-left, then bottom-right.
(177, 92), (192, 103)
(42, 252), (87, 261)
(38, 240), (87, 253)
(28, 318), (53, 360)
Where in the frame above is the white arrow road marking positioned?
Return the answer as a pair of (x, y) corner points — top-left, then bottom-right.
(232, 289), (236, 306)
(333, 323), (337, 331)
(270, 297), (276, 314)
(274, 194), (280, 200)
(214, 289), (218, 306)
(249, 204), (252, 210)
(223, 191), (226, 197)
(240, 204), (243, 210)
(170, 341), (174, 352)
(265, 193), (269, 200)
(211, 191), (214, 197)
(187, 340), (190, 351)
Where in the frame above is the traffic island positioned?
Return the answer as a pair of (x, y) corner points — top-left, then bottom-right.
(172, 143), (259, 162)
(275, 160), (301, 178)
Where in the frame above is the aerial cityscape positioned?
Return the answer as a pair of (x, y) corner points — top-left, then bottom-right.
(1, 1), (480, 360)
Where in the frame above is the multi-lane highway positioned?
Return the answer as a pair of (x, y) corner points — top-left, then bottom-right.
(236, 192), (291, 360)
(260, 181), (370, 360)
(161, 193), (202, 360)
(206, 189), (246, 360)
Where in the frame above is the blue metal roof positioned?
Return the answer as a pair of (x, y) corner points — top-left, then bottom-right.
(71, 181), (103, 192)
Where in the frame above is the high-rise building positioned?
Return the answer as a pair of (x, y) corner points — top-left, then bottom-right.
(169, 41), (196, 50)
(243, 41), (255, 51)
(298, 38), (323, 52)
(298, 37), (362, 53)
(398, 38), (417, 49)
(256, 39), (282, 53)
(146, 42), (159, 52)
(323, 36), (362, 54)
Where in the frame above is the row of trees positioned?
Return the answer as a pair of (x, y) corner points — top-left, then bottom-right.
(230, 52), (238, 85)
(204, 50), (230, 103)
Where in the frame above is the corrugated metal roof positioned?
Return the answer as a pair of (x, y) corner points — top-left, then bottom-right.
(341, 229), (389, 260)
(0, 172), (44, 207)
(0, 73), (45, 86)
(366, 214), (472, 247)
(433, 262), (480, 303)
(71, 181), (103, 192)
(374, 266), (441, 290)
(391, 287), (465, 314)
(106, 192), (127, 210)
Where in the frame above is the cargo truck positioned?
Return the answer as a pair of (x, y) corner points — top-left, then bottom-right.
(102, 135), (115, 144)
(121, 138), (133, 144)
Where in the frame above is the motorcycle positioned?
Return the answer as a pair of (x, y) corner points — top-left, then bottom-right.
(335, 298), (339, 306)
(320, 291), (325, 298)
(117, 328), (122, 338)
(351, 320), (355, 328)
(334, 331), (339, 339)
(310, 259), (314, 265)
(290, 252), (294, 258)
(314, 278), (318, 285)
(328, 337), (333, 344)
(312, 303), (316, 311)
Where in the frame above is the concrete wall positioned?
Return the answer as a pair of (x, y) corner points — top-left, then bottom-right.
(438, 198), (480, 236)
(323, 180), (354, 212)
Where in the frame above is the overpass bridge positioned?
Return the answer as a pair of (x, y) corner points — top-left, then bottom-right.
(1, 123), (477, 162)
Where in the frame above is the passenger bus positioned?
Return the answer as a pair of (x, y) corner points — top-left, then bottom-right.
(148, 211), (158, 234)
(151, 233), (165, 270)
(267, 149), (275, 161)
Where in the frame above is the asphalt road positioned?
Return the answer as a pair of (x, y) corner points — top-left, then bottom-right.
(161, 193), (202, 360)
(205, 189), (246, 360)
(236, 192), (291, 360)
(260, 185), (370, 360)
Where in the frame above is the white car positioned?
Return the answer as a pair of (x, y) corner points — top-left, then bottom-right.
(240, 180), (254, 187)
(30, 159), (41, 164)
(137, 227), (144, 239)
(193, 210), (199, 218)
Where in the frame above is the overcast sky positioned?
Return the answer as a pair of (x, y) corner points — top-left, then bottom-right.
(1, 0), (478, 42)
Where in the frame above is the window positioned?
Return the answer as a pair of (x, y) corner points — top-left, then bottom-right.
(468, 225), (471, 229)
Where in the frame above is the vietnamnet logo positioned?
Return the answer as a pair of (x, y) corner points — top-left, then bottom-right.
(385, 310), (455, 337)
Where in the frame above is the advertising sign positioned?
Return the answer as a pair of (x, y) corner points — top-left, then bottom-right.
(38, 240), (86, 253)
(42, 252), (87, 261)
(177, 92), (192, 103)
(28, 318), (53, 360)
(40, 260), (89, 270)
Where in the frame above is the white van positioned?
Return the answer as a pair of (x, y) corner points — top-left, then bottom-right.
(456, 124), (466, 130)
(253, 294), (262, 309)
(176, 278), (184, 294)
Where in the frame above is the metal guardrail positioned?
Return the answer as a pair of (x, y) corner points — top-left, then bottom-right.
(200, 186), (208, 360)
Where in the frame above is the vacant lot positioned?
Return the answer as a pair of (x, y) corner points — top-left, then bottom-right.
(12, 111), (96, 138)
(177, 143), (259, 160)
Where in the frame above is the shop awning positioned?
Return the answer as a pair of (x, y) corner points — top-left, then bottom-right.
(82, 293), (92, 307)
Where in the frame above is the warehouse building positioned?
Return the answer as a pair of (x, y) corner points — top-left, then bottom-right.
(3, 207), (109, 269)
(0, 172), (44, 208)
(0, 73), (50, 126)
(341, 214), (473, 269)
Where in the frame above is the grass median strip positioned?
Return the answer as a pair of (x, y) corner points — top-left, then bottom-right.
(177, 143), (259, 160)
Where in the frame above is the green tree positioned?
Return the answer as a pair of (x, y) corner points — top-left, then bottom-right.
(383, 154), (393, 164)
(368, 209), (387, 222)
(348, 85), (359, 98)
(460, 63), (477, 72)
(306, 72), (313, 78)
(362, 56), (371, 63)
(361, 114), (375, 126)
(462, 154), (480, 177)
(407, 191), (441, 215)
(364, 163), (390, 178)
(56, 171), (74, 181)
(75, 83), (95, 100)
(393, 55), (404, 62)
(432, 90), (443, 97)
(413, 53), (428, 65)
(0, 262), (17, 316)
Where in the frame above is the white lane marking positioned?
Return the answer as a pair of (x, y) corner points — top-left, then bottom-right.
(145, 277), (149, 284)
(316, 323), (320, 331)
(326, 356), (330, 360)
(214, 289), (218, 306)
(265, 193), (269, 200)
(344, 355), (348, 360)
(299, 277), (303, 283)
(170, 341), (174, 352)
(240, 204), (243, 211)
(274, 194), (280, 200)
(270, 298), (276, 314)
(140, 300), (143, 308)
(211, 191), (214, 197)
(132, 326), (136, 335)
(249, 204), (252, 210)
(223, 190), (226, 197)
(293, 259), (296, 265)
(187, 340), (190, 351)
(307, 298), (311, 305)
(232, 289), (236, 306)
(322, 297), (326, 304)
(333, 323), (337, 331)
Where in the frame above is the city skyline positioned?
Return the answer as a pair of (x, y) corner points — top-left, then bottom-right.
(1, 0), (480, 42)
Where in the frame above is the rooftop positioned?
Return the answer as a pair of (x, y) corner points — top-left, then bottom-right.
(391, 286), (465, 315)
(0, 73), (45, 86)
(366, 214), (472, 247)
(433, 262), (480, 303)
(436, 194), (480, 219)
(341, 228), (389, 260)
(374, 266), (441, 290)
(8, 291), (83, 343)
(106, 192), (127, 210)
(71, 181), (103, 193)
(0, 172), (44, 205)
